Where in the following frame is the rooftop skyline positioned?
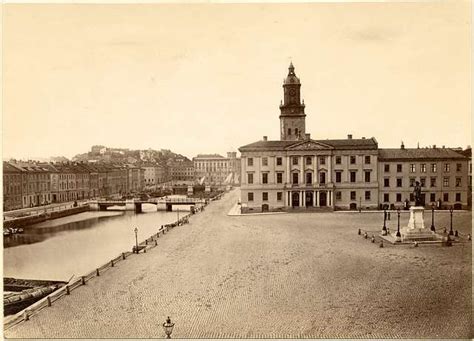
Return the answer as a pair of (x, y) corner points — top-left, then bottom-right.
(3, 2), (471, 160)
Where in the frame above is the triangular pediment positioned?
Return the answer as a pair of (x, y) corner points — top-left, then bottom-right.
(286, 140), (334, 151)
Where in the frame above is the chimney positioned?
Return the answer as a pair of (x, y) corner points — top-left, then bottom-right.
(263, 136), (268, 141)
(305, 133), (311, 140)
(442, 145), (445, 149)
(347, 134), (352, 139)
(361, 137), (366, 139)
(401, 141), (405, 150)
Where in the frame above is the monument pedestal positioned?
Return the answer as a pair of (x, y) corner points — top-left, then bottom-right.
(401, 206), (437, 241)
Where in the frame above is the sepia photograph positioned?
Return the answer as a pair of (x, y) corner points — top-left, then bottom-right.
(2, 1), (472, 339)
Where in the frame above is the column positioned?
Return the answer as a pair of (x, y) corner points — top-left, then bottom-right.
(303, 191), (306, 207)
(286, 156), (290, 184)
(316, 191), (320, 207)
(329, 191), (332, 207)
(288, 192), (291, 206)
(328, 155), (332, 183)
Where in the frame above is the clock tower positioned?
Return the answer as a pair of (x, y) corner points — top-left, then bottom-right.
(279, 63), (306, 141)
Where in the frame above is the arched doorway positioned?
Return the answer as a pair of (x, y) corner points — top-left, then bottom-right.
(262, 204), (269, 212)
(319, 192), (327, 207)
(350, 203), (357, 210)
(292, 192), (300, 207)
(305, 191), (313, 207)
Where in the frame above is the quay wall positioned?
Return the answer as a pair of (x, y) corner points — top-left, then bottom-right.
(3, 206), (90, 229)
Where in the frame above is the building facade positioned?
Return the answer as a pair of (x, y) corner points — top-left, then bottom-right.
(193, 153), (241, 185)
(239, 64), (470, 213)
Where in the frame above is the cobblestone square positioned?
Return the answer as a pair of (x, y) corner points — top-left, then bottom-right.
(5, 189), (472, 339)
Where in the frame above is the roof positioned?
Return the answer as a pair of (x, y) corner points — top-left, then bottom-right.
(379, 148), (468, 161)
(194, 154), (225, 159)
(239, 138), (378, 152)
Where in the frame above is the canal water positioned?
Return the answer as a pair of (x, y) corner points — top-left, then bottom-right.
(4, 204), (192, 281)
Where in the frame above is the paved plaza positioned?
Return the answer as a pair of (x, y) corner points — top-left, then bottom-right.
(5, 189), (472, 338)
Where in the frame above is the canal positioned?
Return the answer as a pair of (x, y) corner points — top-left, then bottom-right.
(4, 204), (191, 281)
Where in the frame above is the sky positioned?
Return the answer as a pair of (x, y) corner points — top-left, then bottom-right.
(2, 2), (471, 160)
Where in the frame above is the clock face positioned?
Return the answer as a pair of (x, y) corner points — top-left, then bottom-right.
(289, 88), (296, 96)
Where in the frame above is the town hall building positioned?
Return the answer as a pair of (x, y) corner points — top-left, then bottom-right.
(238, 64), (470, 213)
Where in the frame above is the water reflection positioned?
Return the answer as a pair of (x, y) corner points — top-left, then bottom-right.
(3, 206), (187, 280)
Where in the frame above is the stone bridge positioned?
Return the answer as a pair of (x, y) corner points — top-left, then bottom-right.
(89, 197), (206, 213)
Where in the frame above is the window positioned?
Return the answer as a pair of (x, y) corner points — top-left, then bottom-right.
(410, 164), (416, 173)
(397, 164), (402, 172)
(384, 193), (389, 202)
(293, 157), (299, 165)
(350, 191), (356, 200)
(288, 128), (291, 136)
(335, 191), (342, 200)
(248, 158), (253, 166)
(430, 177), (436, 187)
(384, 164), (390, 172)
(396, 178), (402, 187)
(262, 157), (268, 166)
(410, 178), (416, 187)
(443, 177), (449, 187)
(276, 157), (282, 166)
(365, 191), (371, 200)
(248, 192), (254, 201)
(384, 178), (390, 187)
(443, 193), (449, 202)
(292, 173), (299, 184)
(456, 177), (461, 187)
(247, 173), (253, 184)
(336, 171), (342, 183)
(365, 156), (371, 164)
(262, 173), (268, 184)
(365, 171), (370, 183)
(430, 193), (436, 202)
(420, 178), (426, 187)
(262, 192), (268, 201)
(456, 193), (461, 201)
(295, 128), (299, 136)
(336, 156), (341, 164)
(456, 163), (462, 172)
(319, 157), (326, 165)
(320, 172), (326, 184)
(349, 171), (356, 183)
(431, 163), (437, 173)
(444, 163), (450, 172)
(396, 193), (402, 202)
(350, 156), (356, 164)
(277, 192), (283, 201)
(276, 173), (283, 184)
(306, 172), (312, 184)
(420, 164), (426, 173)
(306, 157), (312, 165)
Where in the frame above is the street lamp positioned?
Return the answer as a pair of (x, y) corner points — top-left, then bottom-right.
(396, 207), (401, 241)
(449, 206), (454, 236)
(162, 316), (175, 339)
(430, 203), (436, 232)
(382, 207), (387, 235)
(177, 207), (179, 224)
(134, 227), (138, 253)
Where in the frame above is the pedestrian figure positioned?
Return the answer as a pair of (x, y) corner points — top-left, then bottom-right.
(371, 235), (375, 243)
(364, 232), (368, 239)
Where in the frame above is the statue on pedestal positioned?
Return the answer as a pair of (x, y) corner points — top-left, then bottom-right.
(413, 181), (422, 207)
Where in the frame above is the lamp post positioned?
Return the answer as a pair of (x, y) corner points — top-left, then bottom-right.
(430, 203), (436, 232)
(162, 316), (175, 339)
(396, 207), (401, 241)
(134, 227), (138, 254)
(449, 206), (454, 236)
(177, 207), (179, 224)
(382, 207), (387, 235)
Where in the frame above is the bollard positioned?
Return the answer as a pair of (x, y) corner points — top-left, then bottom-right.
(145, 240), (148, 245)
(96, 268), (100, 276)
(455, 230), (459, 237)
(371, 235), (375, 243)
(24, 310), (29, 321)
(358, 228), (361, 235)
(155, 240), (158, 246)
(66, 285), (70, 295)
(47, 296), (52, 307)
(379, 240), (384, 248)
(81, 276), (86, 285)
(122, 252), (126, 260)
(157, 232), (160, 238)
(111, 260), (114, 267)
(144, 248), (147, 253)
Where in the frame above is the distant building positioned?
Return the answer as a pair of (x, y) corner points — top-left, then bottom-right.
(3, 162), (23, 211)
(168, 157), (194, 184)
(193, 153), (241, 185)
